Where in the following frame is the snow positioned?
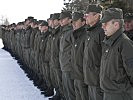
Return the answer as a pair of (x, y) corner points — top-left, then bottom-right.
(0, 39), (49, 100)
(0, 39), (3, 48)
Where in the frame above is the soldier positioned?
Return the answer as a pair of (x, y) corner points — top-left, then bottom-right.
(71, 12), (89, 100)
(23, 17), (33, 67)
(83, 4), (104, 100)
(43, 20), (54, 97)
(10, 23), (16, 55)
(100, 8), (133, 100)
(47, 14), (54, 32)
(124, 13), (133, 40)
(29, 19), (38, 71)
(38, 21), (51, 92)
(15, 22), (23, 58)
(32, 21), (42, 86)
(59, 11), (76, 100)
(49, 13), (63, 100)
(16, 22), (24, 63)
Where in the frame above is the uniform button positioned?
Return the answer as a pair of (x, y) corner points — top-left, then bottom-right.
(88, 37), (90, 40)
(42, 40), (43, 42)
(61, 36), (63, 39)
(105, 49), (109, 52)
(75, 44), (77, 47)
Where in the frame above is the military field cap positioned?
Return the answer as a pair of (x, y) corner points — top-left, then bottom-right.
(17, 22), (22, 25)
(38, 20), (44, 24)
(30, 19), (35, 23)
(51, 13), (60, 20)
(124, 13), (133, 21)
(1, 25), (6, 27)
(72, 12), (84, 21)
(11, 23), (16, 27)
(40, 21), (48, 26)
(85, 4), (103, 14)
(33, 19), (37, 23)
(17, 22), (24, 25)
(27, 16), (34, 19)
(101, 8), (123, 23)
(48, 14), (54, 20)
(25, 16), (34, 22)
(31, 19), (38, 24)
(34, 21), (38, 25)
(59, 11), (72, 20)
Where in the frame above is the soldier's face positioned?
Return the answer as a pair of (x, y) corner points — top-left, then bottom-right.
(60, 17), (71, 26)
(30, 22), (34, 28)
(85, 12), (97, 26)
(53, 19), (60, 28)
(102, 19), (119, 36)
(41, 26), (48, 32)
(25, 20), (30, 26)
(124, 20), (133, 31)
(72, 19), (84, 30)
(48, 20), (53, 28)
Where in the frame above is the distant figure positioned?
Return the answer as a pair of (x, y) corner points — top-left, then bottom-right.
(124, 13), (133, 40)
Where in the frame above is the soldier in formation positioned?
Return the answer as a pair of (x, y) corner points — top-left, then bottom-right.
(1, 4), (133, 100)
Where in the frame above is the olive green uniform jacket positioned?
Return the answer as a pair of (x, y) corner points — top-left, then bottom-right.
(83, 22), (105, 86)
(100, 28), (133, 94)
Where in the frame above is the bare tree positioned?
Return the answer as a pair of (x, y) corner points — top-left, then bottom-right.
(0, 15), (10, 25)
(0, 15), (5, 25)
(3, 18), (9, 25)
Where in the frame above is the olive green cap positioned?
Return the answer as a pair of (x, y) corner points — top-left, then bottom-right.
(124, 13), (133, 21)
(59, 11), (72, 20)
(72, 12), (84, 21)
(51, 13), (60, 20)
(101, 8), (123, 23)
(85, 4), (103, 14)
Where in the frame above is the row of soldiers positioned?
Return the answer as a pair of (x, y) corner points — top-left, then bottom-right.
(1, 4), (133, 100)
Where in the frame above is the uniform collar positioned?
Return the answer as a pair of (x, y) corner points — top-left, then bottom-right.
(61, 24), (73, 32)
(73, 25), (85, 39)
(87, 21), (101, 31)
(103, 28), (124, 46)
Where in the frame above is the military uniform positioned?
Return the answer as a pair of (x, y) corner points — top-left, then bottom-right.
(23, 26), (32, 67)
(29, 27), (38, 72)
(59, 10), (76, 100)
(70, 12), (89, 100)
(43, 26), (54, 96)
(83, 4), (104, 100)
(50, 25), (63, 98)
(100, 8), (133, 100)
(100, 28), (133, 100)
(71, 26), (89, 100)
(125, 31), (133, 40)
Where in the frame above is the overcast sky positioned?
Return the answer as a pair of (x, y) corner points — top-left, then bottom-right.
(0, 0), (64, 24)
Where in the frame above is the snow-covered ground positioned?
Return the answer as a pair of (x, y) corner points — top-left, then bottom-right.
(0, 39), (3, 48)
(0, 39), (48, 100)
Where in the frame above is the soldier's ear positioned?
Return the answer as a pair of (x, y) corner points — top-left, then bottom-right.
(94, 13), (100, 20)
(113, 21), (120, 29)
(82, 20), (86, 26)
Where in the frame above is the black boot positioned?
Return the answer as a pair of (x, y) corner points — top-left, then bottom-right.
(44, 88), (54, 97)
(49, 94), (61, 100)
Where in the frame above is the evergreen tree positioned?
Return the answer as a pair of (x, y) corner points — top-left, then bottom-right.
(63, 0), (133, 13)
